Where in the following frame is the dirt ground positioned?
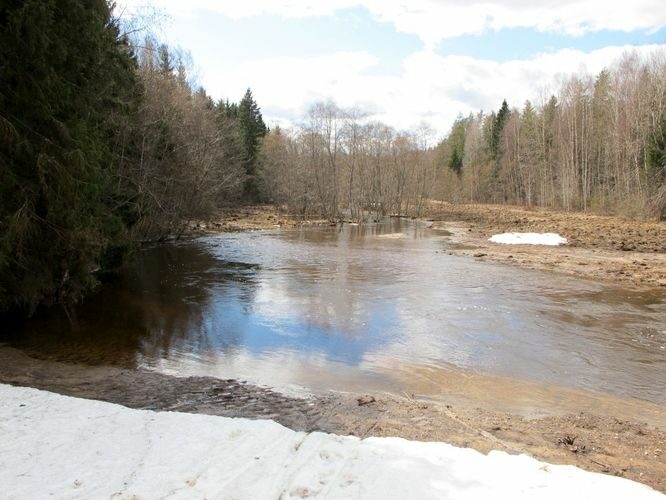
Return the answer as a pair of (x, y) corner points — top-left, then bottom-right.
(1, 346), (664, 493)
(424, 202), (666, 287)
(186, 206), (331, 234)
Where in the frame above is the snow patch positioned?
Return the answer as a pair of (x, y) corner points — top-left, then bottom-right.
(0, 384), (660, 499)
(489, 232), (568, 246)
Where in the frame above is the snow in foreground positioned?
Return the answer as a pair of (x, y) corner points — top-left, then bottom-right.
(0, 385), (661, 500)
(489, 232), (568, 246)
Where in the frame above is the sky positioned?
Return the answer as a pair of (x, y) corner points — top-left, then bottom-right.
(118, 1), (666, 137)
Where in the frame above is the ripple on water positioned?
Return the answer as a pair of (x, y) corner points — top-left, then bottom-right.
(3, 218), (666, 405)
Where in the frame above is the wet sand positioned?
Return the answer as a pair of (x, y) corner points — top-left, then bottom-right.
(1, 346), (664, 493)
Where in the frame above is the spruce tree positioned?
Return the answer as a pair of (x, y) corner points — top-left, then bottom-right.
(491, 100), (510, 160)
(0, 0), (139, 313)
(158, 44), (173, 77)
(447, 116), (466, 176)
(237, 88), (267, 200)
(649, 118), (666, 184)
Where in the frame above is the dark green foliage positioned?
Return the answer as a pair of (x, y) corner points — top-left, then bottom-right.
(482, 111), (496, 157)
(219, 99), (239, 120)
(648, 116), (666, 220)
(449, 149), (463, 175)
(648, 117), (666, 183)
(0, 0), (139, 313)
(447, 116), (466, 176)
(490, 100), (510, 160)
(158, 44), (173, 76)
(237, 88), (267, 199)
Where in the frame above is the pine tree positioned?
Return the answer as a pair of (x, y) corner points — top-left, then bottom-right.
(482, 111), (497, 157)
(219, 99), (239, 119)
(447, 116), (466, 176)
(237, 88), (267, 199)
(0, 0), (139, 313)
(649, 118), (666, 186)
(158, 44), (173, 76)
(491, 100), (510, 160)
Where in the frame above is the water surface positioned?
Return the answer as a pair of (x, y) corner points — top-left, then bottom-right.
(4, 219), (666, 406)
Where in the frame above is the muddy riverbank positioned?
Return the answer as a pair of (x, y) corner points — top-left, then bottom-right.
(186, 206), (331, 234)
(1, 346), (664, 493)
(426, 202), (666, 287)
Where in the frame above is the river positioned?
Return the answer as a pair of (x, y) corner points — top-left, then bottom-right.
(3, 218), (665, 408)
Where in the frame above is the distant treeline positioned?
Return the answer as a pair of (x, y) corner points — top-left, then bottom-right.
(434, 54), (666, 217)
(260, 104), (439, 220)
(0, 1), (266, 313)
(259, 53), (666, 222)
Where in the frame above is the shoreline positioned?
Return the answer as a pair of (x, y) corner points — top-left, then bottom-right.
(4, 384), (660, 499)
(188, 203), (666, 288)
(3, 203), (664, 492)
(1, 346), (664, 493)
(426, 202), (666, 288)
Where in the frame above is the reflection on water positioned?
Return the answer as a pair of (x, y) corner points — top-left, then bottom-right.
(3, 218), (666, 405)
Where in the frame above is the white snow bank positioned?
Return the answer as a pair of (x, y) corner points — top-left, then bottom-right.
(489, 232), (568, 246)
(0, 385), (660, 499)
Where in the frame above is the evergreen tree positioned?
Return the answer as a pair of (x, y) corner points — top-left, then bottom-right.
(0, 0), (139, 313)
(491, 100), (510, 160)
(591, 70), (612, 204)
(237, 88), (267, 199)
(651, 120), (666, 218)
(482, 111), (497, 157)
(447, 116), (466, 176)
(649, 117), (666, 184)
(219, 99), (239, 119)
(158, 44), (173, 76)
(519, 100), (541, 205)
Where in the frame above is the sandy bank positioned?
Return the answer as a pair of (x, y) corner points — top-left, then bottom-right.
(1, 384), (663, 499)
(1, 346), (664, 493)
(426, 202), (666, 287)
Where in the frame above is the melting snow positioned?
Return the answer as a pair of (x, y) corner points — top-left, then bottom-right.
(0, 384), (660, 499)
(489, 232), (568, 246)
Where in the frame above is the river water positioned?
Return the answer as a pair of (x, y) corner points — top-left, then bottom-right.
(4, 219), (666, 406)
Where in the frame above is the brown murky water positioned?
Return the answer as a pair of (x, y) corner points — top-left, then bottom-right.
(3, 219), (666, 406)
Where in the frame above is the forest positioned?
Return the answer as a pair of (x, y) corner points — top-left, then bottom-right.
(1, 0), (665, 314)
(261, 55), (666, 221)
(0, 0), (264, 314)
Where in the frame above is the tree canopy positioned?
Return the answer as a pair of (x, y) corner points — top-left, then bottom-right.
(237, 88), (268, 199)
(0, 0), (139, 313)
(0, 2), (261, 314)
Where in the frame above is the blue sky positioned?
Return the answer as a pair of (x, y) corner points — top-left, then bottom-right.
(121, 0), (666, 137)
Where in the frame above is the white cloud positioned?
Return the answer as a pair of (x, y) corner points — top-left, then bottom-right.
(200, 44), (666, 136)
(120, 0), (666, 46)
(202, 51), (382, 121)
(116, 2), (666, 134)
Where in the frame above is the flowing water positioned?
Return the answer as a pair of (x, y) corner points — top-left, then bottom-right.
(4, 219), (666, 407)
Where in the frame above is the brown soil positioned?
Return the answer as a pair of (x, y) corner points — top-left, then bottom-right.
(186, 206), (331, 235)
(425, 202), (666, 287)
(1, 346), (664, 493)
